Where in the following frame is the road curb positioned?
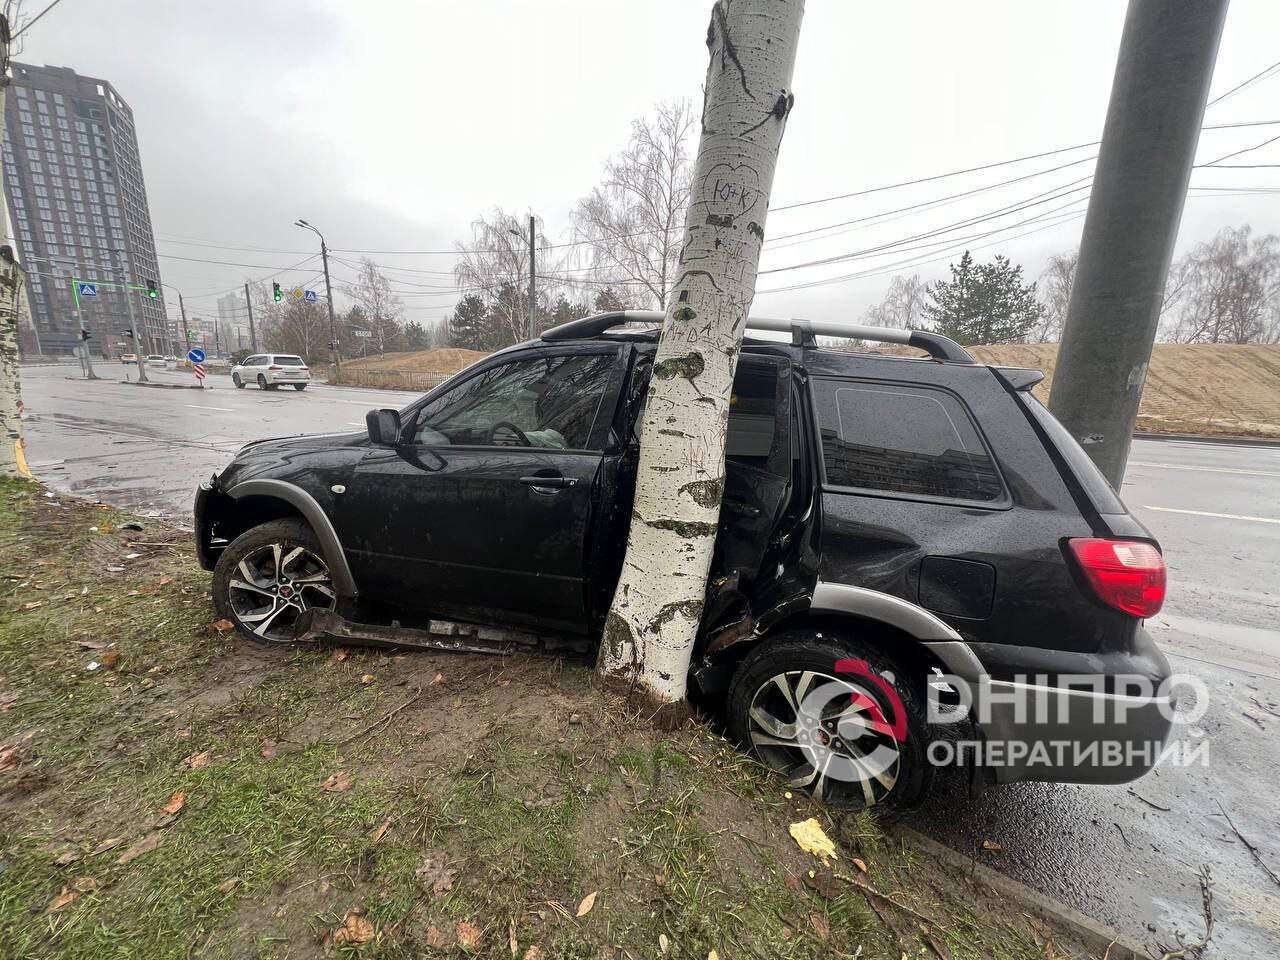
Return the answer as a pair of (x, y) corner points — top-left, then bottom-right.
(892, 826), (1144, 959)
(120, 380), (205, 391)
(1135, 430), (1280, 447)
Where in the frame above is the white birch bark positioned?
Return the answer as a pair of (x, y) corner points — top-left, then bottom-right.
(0, 76), (27, 479)
(597, 0), (804, 703)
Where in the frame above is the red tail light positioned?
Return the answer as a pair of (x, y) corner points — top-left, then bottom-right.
(1067, 538), (1166, 618)
(268, 364), (283, 371)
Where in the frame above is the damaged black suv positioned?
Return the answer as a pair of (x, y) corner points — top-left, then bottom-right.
(195, 311), (1174, 808)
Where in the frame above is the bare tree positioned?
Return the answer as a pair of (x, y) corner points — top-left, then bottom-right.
(454, 209), (558, 344)
(1, 2), (29, 476)
(1037, 251), (1078, 342)
(348, 258), (405, 354)
(572, 99), (696, 310)
(1160, 226), (1280, 343)
(860, 273), (927, 328)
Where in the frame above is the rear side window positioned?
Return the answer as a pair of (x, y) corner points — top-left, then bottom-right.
(813, 379), (1004, 503)
(1019, 394), (1125, 514)
(274, 355), (305, 366)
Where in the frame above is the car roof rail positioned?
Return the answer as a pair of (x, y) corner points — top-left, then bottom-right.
(540, 310), (975, 363)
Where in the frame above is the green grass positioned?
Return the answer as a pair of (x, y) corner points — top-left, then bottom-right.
(0, 479), (1086, 960)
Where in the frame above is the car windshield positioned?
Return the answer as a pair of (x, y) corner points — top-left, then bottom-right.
(274, 356), (305, 366)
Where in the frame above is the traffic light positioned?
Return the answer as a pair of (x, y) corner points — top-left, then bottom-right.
(145, 280), (158, 299)
(272, 282), (283, 302)
(79, 329), (92, 341)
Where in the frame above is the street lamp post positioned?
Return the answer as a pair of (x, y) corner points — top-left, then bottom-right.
(295, 219), (339, 371)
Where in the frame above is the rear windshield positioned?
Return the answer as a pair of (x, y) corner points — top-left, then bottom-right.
(274, 356), (305, 366)
(1020, 394), (1126, 515)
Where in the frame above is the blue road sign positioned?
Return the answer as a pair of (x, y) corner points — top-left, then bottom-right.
(187, 347), (206, 364)
(304, 289), (318, 303)
(78, 282), (98, 298)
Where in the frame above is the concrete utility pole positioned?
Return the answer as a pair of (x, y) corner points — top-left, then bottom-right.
(178, 292), (191, 353)
(1049, 0), (1228, 486)
(243, 283), (257, 351)
(295, 219), (339, 370)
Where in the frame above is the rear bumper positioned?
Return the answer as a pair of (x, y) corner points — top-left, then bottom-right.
(968, 628), (1175, 785)
(266, 372), (310, 384)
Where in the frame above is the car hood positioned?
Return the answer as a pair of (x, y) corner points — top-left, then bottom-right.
(216, 431), (367, 489)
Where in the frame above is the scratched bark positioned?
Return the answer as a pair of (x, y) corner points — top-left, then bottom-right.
(0, 78), (26, 478)
(598, 0), (805, 701)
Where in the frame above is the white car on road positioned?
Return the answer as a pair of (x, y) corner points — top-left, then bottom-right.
(231, 353), (311, 391)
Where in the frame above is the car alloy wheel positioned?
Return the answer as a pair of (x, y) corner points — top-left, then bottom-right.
(226, 542), (335, 642)
(257, 374), (267, 389)
(233, 373), (244, 388)
(747, 669), (902, 806)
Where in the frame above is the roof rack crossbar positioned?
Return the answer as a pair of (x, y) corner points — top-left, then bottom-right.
(539, 310), (975, 363)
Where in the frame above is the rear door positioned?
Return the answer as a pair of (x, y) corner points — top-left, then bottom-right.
(808, 359), (1106, 653)
(337, 344), (626, 633)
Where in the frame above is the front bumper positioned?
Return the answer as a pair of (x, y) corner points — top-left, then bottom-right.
(194, 480), (216, 570)
(968, 628), (1175, 785)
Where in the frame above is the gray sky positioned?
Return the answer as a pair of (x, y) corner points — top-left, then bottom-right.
(17, 0), (1280, 328)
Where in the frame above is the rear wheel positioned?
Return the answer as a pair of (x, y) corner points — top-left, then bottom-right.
(727, 631), (933, 809)
(293, 384), (307, 391)
(256, 374), (267, 389)
(212, 519), (336, 645)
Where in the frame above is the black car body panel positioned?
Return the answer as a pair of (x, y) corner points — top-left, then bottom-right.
(196, 320), (1173, 787)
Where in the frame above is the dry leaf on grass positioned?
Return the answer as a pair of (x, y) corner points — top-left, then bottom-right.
(789, 818), (839, 861)
(91, 837), (123, 855)
(0, 731), (36, 771)
(331, 648), (350, 662)
(259, 740), (277, 759)
(333, 910), (374, 945)
(46, 887), (80, 913)
(524, 946), (545, 960)
(158, 577), (173, 586)
(209, 618), (234, 633)
(981, 839), (1003, 852)
(576, 891), (597, 917)
(456, 921), (482, 949)
(117, 832), (164, 865)
(158, 791), (185, 816)
(370, 817), (392, 843)
(508, 918), (518, 956)
(216, 878), (239, 894)
(21, 601), (44, 610)
(431, 672), (445, 685)
(321, 771), (353, 792)
(54, 850), (81, 866)
(808, 913), (830, 940)
(182, 750), (212, 770)
(360, 673), (376, 685)
(100, 650), (120, 669)
(851, 857), (868, 873)
(425, 925), (451, 948)
(658, 934), (669, 955)
(415, 857), (456, 897)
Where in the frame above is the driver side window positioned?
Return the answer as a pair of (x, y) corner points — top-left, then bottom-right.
(413, 353), (615, 450)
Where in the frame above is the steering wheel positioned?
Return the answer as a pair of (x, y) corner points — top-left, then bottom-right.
(489, 420), (532, 447)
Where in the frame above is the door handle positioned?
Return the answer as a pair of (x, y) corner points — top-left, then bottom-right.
(520, 473), (576, 490)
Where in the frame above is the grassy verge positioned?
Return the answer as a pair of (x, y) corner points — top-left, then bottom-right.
(0, 478), (1096, 959)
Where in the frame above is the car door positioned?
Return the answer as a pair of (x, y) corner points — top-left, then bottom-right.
(337, 344), (627, 634)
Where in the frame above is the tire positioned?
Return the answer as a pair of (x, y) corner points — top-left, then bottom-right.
(212, 519), (337, 646)
(726, 630), (933, 809)
(233, 373), (244, 389)
(293, 384), (307, 391)
(256, 374), (267, 390)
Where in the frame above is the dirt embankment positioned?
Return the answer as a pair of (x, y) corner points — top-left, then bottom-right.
(328, 348), (487, 391)
(965, 343), (1280, 439)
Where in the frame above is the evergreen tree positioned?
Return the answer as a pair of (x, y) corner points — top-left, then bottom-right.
(593, 287), (630, 312)
(923, 251), (1044, 345)
(447, 295), (489, 350)
(404, 320), (430, 350)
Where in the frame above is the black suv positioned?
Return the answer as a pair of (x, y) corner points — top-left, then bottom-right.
(195, 311), (1174, 807)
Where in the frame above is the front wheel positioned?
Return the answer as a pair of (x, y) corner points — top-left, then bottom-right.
(726, 631), (933, 809)
(232, 373), (244, 389)
(212, 519), (337, 645)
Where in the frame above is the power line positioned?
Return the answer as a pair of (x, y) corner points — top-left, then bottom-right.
(1199, 132), (1280, 167)
(1207, 58), (1280, 107)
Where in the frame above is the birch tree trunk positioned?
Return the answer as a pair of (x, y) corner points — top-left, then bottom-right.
(597, 0), (804, 703)
(0, 71), (27, 479)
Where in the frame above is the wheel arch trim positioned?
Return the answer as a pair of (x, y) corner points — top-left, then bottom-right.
(225, 479), (358, 599)
(809, 581), (985, 682)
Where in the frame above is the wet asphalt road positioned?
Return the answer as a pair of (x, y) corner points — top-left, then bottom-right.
(18, 361), (1280, 956)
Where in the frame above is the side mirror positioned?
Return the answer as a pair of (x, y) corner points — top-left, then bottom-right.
(366, 408), (402, 446)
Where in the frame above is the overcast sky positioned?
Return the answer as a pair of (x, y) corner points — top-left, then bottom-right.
(17, 0), (1280, 327)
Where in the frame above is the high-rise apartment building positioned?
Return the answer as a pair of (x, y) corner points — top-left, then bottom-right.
(3, 63), (167, 355)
